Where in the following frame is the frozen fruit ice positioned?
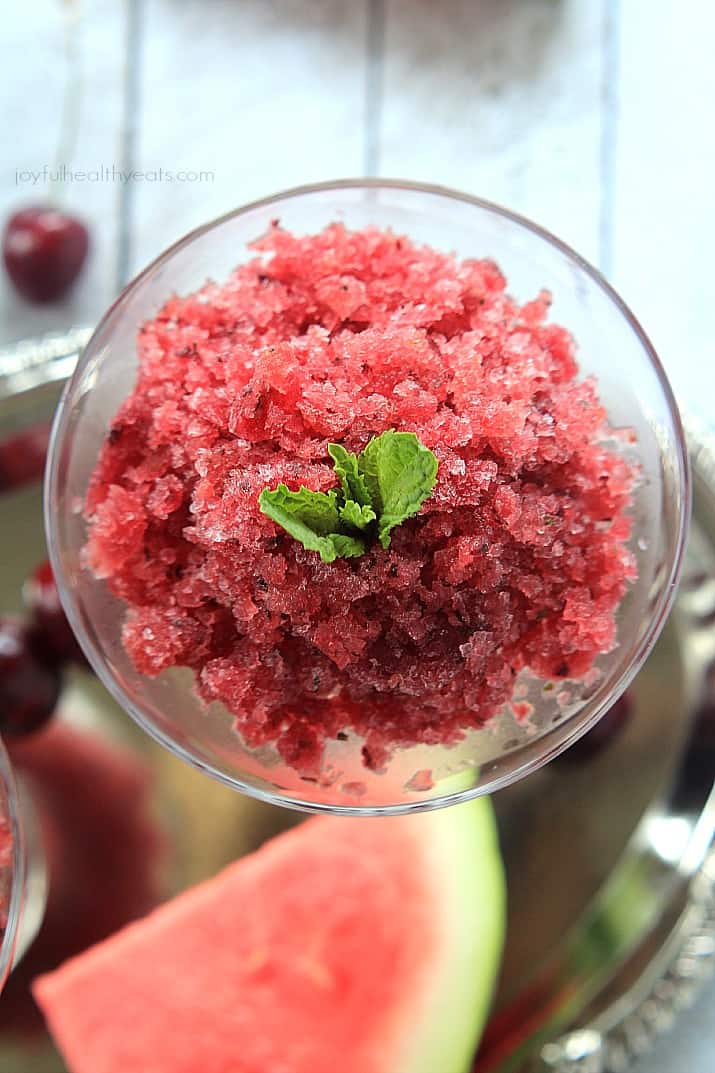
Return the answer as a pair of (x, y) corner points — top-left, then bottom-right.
(84, 224), (637, 776)
(0, 817), (12, 934)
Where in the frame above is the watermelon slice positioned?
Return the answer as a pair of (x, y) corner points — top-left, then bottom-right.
(34, 797), (504, 1073)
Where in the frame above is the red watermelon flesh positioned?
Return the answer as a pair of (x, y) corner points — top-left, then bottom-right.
(34, 796), (504, 1073)
(1, 721), (164, 1036)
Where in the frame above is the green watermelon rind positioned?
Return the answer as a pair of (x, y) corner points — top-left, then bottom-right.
(395, 796), (505, 1073)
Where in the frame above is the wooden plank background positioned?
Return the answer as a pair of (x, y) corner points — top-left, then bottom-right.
(1, 3), (714, 1068)
(3, 0), (714, 416)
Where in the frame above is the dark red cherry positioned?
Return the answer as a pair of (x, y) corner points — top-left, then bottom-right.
(24, 560), (87, 669)
(3, 206), (89, 303)
(555, 690), (633, 766)
(0, 616), (61, 737)
(0, 422), (51, 492)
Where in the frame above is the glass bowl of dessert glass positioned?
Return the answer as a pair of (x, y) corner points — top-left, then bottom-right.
(45, 180), (689, 814)
(0, 737), (22, 993)
(0, 737), (44, 995)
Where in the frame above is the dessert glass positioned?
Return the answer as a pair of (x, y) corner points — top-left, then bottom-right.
(45, 180), (689, 814)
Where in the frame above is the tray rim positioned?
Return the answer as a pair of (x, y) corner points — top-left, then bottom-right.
(1, 328), (713, 1073)
(530, 418), (715, 1073)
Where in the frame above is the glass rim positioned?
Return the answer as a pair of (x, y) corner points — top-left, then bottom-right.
(0, 735), (25, 986)
(45, 178), (691, 815)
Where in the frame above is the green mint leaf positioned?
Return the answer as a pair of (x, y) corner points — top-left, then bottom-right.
(259, 430), (438, 562)
(258, 485), (343, 563)
(358, 430), (439, 549)
(329, 533), (366, 559)
(327, 443), (372, 506)
(356, 435), (385, 514)
(258, 485), (340, 534)
(339, 499), (377, 531)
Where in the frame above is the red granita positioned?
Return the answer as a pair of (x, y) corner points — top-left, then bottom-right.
(0, 819), (11, 931)
(84, 224), (637, 776)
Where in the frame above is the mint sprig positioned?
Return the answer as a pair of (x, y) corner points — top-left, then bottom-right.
(258, 430), (438, 562)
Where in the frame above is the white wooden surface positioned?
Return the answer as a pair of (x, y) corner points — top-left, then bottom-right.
(1, 2), (714, 1068)
(132, 0), (369, 271)
(610, 1), (715, 412)
(381, 1), (606, 263)
(3, 0), (714, 410)
(0, 0), (125, 341)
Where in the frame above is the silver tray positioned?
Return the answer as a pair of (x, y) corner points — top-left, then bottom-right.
(0, 330), (713, 1073)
